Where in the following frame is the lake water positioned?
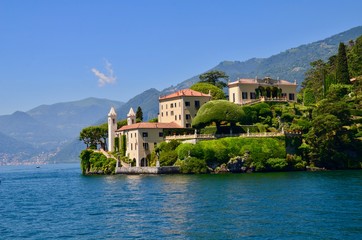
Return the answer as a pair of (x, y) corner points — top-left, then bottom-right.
(0, 163), (361, 239)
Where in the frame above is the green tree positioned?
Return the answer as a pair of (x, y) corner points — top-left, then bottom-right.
(190, 82), (226, 100)
(348, 36), (362, 77)
(192, 100), (245, 133)
(79, 125), (108, 150)
(199, 70), (229, 89)
(303, 59), (327, 101)
(336, 42), (350, 84)
(136, 106), (143, 121)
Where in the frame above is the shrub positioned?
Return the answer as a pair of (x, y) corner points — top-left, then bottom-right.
(159, 151), (178, 166)
(179, 157), (209, 174)
(267, 158), (288, 171)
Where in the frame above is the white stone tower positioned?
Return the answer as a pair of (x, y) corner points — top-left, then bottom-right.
(108, 107), (117, 152)
(127, 107), (136, 125)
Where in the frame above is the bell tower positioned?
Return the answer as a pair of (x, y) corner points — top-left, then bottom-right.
(108, 107), (117, 151)
(127, 107), (136, 125)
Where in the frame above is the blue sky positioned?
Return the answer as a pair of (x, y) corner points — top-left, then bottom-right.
(0, 0), (361, 115)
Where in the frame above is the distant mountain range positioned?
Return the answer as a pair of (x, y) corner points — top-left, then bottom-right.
(0, 98), (123, 165)
(1, 26), (362, 165)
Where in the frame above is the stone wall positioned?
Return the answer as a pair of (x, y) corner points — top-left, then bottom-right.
(116, 166), (180, 174)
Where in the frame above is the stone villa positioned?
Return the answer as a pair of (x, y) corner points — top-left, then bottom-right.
(110, 89), (211, 167)
(108, 78), (297, 167)
(228, 77), (297, 105)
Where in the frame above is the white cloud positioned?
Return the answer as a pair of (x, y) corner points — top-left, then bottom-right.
(91, 60), (117, 87)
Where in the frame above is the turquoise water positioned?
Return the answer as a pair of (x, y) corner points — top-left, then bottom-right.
(0, 164), (361, 239)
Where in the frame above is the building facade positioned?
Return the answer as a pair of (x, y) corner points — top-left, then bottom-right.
(109, 89), (210, 167)
(117, 121), (182, 167)
(228, 77), (297, 105)
(158, 89), (212, 128)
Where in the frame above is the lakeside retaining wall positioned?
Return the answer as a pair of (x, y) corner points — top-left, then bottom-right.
(116, 166), (180, 174)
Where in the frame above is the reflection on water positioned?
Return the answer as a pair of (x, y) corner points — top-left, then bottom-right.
(0, 164), (362, 239)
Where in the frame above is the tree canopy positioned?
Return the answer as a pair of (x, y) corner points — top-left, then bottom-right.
(136, 106), (143, 121)
(79, 125), (108, 150)
(190, 82), (226, 100)
(336, 42), (350, 84)
(199, 70), (229, 89)
(192, 100), (245, 132)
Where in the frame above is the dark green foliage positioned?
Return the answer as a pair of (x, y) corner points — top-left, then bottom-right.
(80, 149), (92, 174)
(156, 140), (181, 166)
(120, 135), (127, 157)
(136, 106), (143, 121)
(241, 106), (258, 124)
(194, 137), (286, 171)
(176, 143), (204, 160)
(199, 70), (229, 89)
(190, 82), (226, 99)
(266, 158), (288, 171)
(79, 150), (116, 175)
(148, 117), (158, 123)
(178, 157), (209, 174)
(348, 36), (362, 77)
(280, 113), (294, 123)
(303, 88), (316, 106)
(117, 119), (128, 128)
(79, 125), (108, 150)
(192, 100), (245, 132)
(303, 59), (327, 101)
(159, 151), (178, 166)
(114, 137), (119, 152)
(336, 42), (350, 84)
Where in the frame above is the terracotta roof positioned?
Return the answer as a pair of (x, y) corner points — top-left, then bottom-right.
(159, 89), (211, 100)
(117, 122), (182, 131)
(228, 78), (297, 87)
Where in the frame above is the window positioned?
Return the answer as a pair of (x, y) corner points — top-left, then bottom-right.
(186, 114), (191, 120)
(159, 132), (163, 137)
(131, 133), (132, 138)
(242, 92), (248, 99)
(143, 143), (149, 150)
(250, 92), (256, 99)
(142, 132), (148, 138)
(232, 93), (235, 102)
(161, 105), (163, 110)
(195, 100), (200, 108)
(289, 93), (295, 101)
(131, 143), (133, 150)
(171, 111), (174, 116)
(175, 115), (177, 120)
(170, 103), (174, 108)
(185, 101), (190, 107)
(166, 111), (168, 116)
(186, 123), (191, 128)
(161, 112), (163, 117)
(282, 93), (287, 98)
(179, 115), (181, 120)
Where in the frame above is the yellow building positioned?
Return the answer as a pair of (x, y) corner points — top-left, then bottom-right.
(228, 77), (297, 105)
(113, 89), (211, 166)
(158, 89), (212, 128)
(117, 120), (182, 167)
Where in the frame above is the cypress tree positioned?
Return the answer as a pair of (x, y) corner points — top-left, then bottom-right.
(136, 106), (143, 121)
(336, 42), (350, 84)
